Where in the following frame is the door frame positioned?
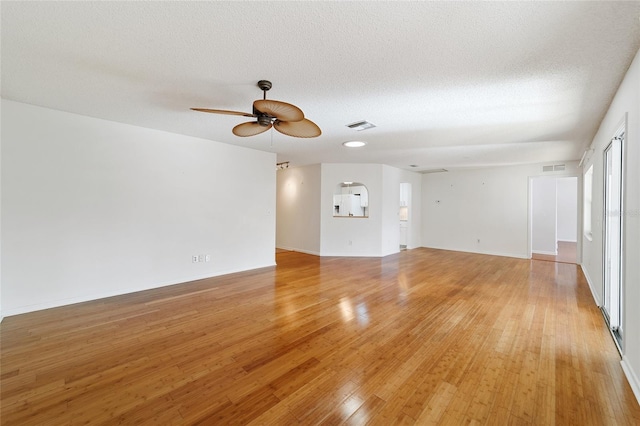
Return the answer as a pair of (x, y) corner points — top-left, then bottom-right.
(527, 173), (580, 261)
(602, 119), (626, 351)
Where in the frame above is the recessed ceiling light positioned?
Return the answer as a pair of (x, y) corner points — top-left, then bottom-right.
(342, 141), (367, 148)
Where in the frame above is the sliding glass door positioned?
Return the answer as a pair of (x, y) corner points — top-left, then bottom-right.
(603, 133), (623, 347)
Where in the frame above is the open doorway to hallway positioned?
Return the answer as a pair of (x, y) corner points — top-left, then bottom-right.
(530, 176), (578, 264)
(399, 182), (411, 250)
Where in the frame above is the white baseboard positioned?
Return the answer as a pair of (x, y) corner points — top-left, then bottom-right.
(532, 250), (558, 256)
(422, 245), (529, 260)
(320, 251), (384, 257)
(1, 262), (276, 318)
(621, 356), (640, 406)
(580, 264), (601, 306)
(278, 245), (383, 258)
(276, 246), (321, 256)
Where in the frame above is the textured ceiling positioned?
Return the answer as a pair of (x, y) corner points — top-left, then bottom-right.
(2, 1), (640, 171)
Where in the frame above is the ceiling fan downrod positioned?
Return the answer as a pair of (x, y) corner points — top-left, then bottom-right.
(256, 80), (274, 125)
(258, 80), (272, 100)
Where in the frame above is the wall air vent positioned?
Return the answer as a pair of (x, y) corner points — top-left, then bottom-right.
(543, 164), (566, 172)
(346, 120), (376, 131)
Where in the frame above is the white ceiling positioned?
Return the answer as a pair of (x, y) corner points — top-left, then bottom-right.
(2, 1), (640, 172)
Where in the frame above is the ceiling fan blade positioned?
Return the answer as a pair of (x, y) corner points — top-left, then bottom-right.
(253, 100), (304, 122)
(232, 121), (272, 137)
(191, 108), (256, 118)
(274, 118), (322, 138)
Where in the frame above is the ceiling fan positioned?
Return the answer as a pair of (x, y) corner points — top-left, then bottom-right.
(191, 80), (321, 138)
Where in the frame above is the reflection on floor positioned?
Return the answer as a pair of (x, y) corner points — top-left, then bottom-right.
(532, 241), (577, 264)
(3, 248), (637, 424)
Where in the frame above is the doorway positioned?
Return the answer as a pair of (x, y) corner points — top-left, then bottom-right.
(603, 129), (624, 348)
(399, 183), (411, 250)
(530, 176), (578, 264)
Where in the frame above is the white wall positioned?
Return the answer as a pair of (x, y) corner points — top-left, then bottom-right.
(557, 177), (578, 242)
(320, 163), (384, 256)
(531, 177), (558, 255)
(381, 166), (401, 256)
(0, 100), (3, 321)
(581, 48), (640, 403)
(310, 163), (422, 257)
(421, 163), (579, 259)
(381, 165), (422, 255)
(1, 100), (276, 316)
(276, 164), (321, 255)
(530, 176), (578, 255)
(275, 163), (422, 257)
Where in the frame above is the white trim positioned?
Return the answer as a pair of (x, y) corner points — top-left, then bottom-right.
(320, 252), (385, 258)
(279, 246), (397, 258)
(621, 356), (640, 406)
(276, 246), (321, 256)
(421, 245), (529, 260)
(1, 262), (276, 317)
(581, 263), (601, 306)
(528, 176), (534, 259)
(528, 174), (581, 262)
(532, 250), (558, 256)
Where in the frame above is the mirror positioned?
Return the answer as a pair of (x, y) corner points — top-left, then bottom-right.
(333, 182), (369, 217)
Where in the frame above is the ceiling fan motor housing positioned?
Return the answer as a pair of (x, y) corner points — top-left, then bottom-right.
(257, 115), (272, 127)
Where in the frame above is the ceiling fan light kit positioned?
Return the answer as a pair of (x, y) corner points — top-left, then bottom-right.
(191, 80), (321, 138)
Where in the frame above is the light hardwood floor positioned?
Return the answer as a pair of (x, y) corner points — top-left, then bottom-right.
(2, 248), (639, 425)
(531, 241), (578, 264)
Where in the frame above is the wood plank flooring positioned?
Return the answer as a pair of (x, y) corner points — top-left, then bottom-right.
(532, 241), (577, 264)
(2, 248), (639, 425)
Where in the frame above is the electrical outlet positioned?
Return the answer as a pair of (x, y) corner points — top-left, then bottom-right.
(192, 255), (198, 263)
(198, 254), (204, 262)
(205, 255), (211, 262)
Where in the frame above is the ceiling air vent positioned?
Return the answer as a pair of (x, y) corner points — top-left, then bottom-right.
(422, 168), (448, 174)
(346, 120), (376, 131)
(543, 164), (566, 172)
